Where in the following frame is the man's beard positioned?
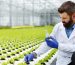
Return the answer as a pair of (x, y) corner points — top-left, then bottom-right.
(62, 19), (73, 28)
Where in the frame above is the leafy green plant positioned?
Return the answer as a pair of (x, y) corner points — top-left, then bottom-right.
(2, 50), (7, 54)
(19, 54), (24, 59)
(13, 56), (19, 61)
(18, 62), (27, 65)
(0, 52), (2, 55)
(11, 52), (16, 56)
(9, 58), (14, 64)
(2, 62), (8, 65)
(7, 53), (11, 58)
(0, 55), (6, 60)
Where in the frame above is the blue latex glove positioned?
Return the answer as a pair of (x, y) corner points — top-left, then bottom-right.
(45, 36), (58, 48)
(24, 53), (34, 64)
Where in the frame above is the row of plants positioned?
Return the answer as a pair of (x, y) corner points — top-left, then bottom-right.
(2, 44), (40, 65)
(0, 40), (41, 61)
(0, 25), (53, 65)
(35, 49), (57, 65)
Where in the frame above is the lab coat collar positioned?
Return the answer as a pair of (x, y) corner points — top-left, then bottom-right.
(73, 24), (75, 29)
(59, 22), (75, 40)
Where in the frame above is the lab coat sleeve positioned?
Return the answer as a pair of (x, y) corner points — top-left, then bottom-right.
(34, 41), (51, 56)
(33, 23), (59, 56)
(58, 43), (75, 52)
(49, 23), (59, 38)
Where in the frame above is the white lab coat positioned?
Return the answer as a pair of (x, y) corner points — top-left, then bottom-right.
(34, 22), (75, 65)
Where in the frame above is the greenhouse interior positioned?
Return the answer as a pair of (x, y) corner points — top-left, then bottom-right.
(0, 0), (75, 65)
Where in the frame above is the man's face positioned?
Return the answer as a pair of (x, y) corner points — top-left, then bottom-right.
(59, 12), (73, 28)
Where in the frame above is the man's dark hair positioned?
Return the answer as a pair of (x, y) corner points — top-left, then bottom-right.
(58, 1), (75, 16)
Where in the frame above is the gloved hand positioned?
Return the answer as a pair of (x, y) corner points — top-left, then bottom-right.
(45, 36), (58, 48)
(24, 53), (34, 64)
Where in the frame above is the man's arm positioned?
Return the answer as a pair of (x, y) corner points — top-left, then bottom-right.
(33, 23), (60, 56)
(24, 23), (60, 63)
(33, 41), (51, 57)
(58, 43), (75, 52)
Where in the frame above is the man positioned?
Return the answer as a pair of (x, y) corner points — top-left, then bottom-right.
(68, 6), (75, 65)
(24, 1), (75, 65)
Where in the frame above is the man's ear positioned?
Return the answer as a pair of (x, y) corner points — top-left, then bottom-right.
(72, 13), (75, 19)
(72, 13), (75, 23)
